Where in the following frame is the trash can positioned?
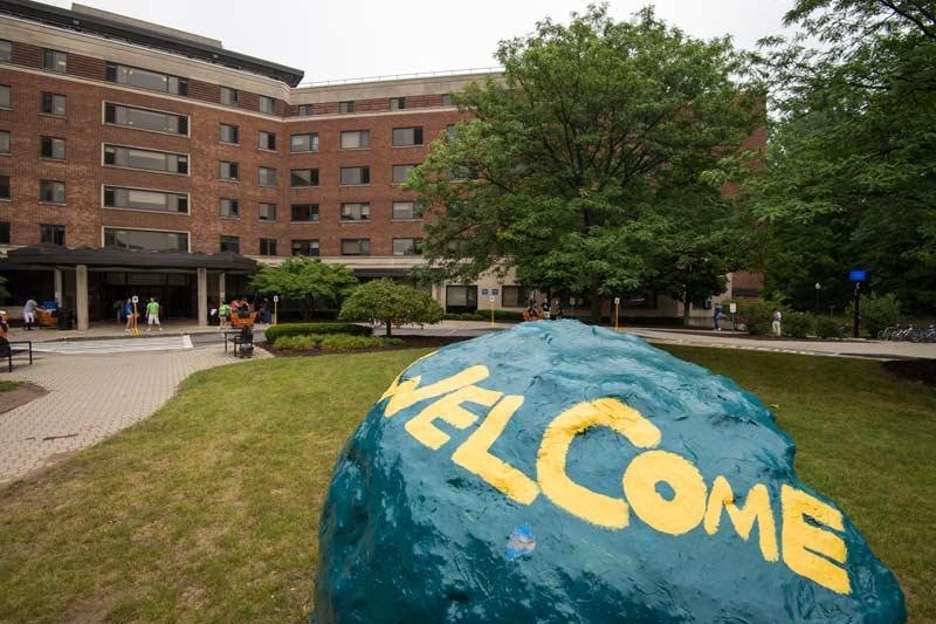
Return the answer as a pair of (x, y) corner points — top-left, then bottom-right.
(57, 308), (73, 330)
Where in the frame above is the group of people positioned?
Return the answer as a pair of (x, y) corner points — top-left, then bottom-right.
(215, 297), (271, 330)
(713, 303), (782, 335)
(524, 299), (565, 322)
(119, 296), (162, 333)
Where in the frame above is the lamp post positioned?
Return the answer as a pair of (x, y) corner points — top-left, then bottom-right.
(815, 282), (821, 314)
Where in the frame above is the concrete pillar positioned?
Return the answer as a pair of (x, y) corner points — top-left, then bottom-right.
(76, 264), (88, 331)
(197, 267), (208, 327)
(53, 267), (63, 305)
(219, 271), (226, 304)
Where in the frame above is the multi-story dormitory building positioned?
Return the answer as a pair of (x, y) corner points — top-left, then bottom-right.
(0, 0), (762, 330)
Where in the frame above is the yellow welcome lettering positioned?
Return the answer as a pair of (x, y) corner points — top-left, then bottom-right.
(404, 385), (503, 450)
(703, 476), (779, 561)
(537, 398), (661, 529)
(781, 484), (850, 594)
(452, 395), (540, 505)
(623, 450), (708, 536)
(381, 365), (490, 417)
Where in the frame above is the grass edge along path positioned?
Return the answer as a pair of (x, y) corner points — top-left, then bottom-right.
(0, 346), (933, 622)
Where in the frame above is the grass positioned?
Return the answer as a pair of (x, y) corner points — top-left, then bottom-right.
(0, 380), (22, 392)
(0, 346), (933, 622)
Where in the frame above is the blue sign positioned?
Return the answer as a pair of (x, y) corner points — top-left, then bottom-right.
(481, 288), (489, 295)
(492, 288), (499, 295)
(849, 270), (867, 282)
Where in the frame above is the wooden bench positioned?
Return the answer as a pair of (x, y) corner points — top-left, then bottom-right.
(0, 338), (33, 372)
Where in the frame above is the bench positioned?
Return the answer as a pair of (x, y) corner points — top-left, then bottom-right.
(0, 338), (33, 372)
(230, 312), (257, 329)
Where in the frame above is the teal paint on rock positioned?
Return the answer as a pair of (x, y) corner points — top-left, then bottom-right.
(314, 321), (906, 623)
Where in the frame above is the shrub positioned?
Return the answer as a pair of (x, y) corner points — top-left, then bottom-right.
(264, 322), (371, 343)
(783, 311), (816, 338)
(846, 292), (901, 337)
(320, 335), (404, 351)
(339, 279), (444, 337)
(737, 301), (776, 335)
(272, 334), (323, 350)
(493, 310), (525, 322)
(815, 316), (843, 339)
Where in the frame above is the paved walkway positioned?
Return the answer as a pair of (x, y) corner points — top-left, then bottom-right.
(2, 319), (931, 486)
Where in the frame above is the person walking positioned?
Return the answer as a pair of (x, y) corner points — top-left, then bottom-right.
(218, 300), (231, 330)
(145, 297), (162, 332)
(23, 297), (38, 330)
(772, 310), (783, 336)
(123, 298), (135, 333)
(713, 304), (724, 331)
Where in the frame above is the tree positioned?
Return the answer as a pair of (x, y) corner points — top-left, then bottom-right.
(745, 0), (936, 313)
(407, 5), (760, 322)
(249, 258), (358, 320)
(339, 279), (443, 337)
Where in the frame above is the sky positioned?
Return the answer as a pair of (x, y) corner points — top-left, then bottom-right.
(41, 0), (797, 85)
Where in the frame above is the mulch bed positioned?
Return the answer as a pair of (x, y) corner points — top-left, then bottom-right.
(264, 335), (470, 357)
(0, 382), (48, 414)
(881, 359), (936, 387)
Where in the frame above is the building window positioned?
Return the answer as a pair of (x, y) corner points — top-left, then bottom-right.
(290, 203), (319, 222)
(258, 202), (277, 222)
(446, 124), (457, 139)
(0, 85), (10, 109)
(219, 161), (239, 181)
(220, 235), (240, 253)
(259, 96), (276, 114)
(290, 133), (318, 152)
(258, 167), (277, 187)
(39, 180), (65, 204)
(104, 228), (188, 252)
(0, 175), (9, 199)
(219, 198), (239, 218)
(340, 202), (370, 221)
(42, 93), (67, 116)
(103, 145), (188, 174)
(392, 201), (420, 220)
(339, 101), (354, 114)
(220, 87), (238, 106)
(445, 285), (478, 313)
(40, 137), (65, 160)
(219, 123), (239, 144)
(390, 97), (406, 111)
(0, 131), (9, 154)
(0, 221), (9, 244)
(442, 94), (453, 106)
(259, 131), (276, 151)
(393, 127), (423, 147)
(42, 49), (66, 73)
(298, 104), (313, 116)
(105, 63), (187, 95)
(502, 286), (532, 307)
(104, 186), (189, 214)
(393, 238), (423, 256)
(340, 238), (370, 256)
(290, 169), (319, 187)
(340, 166), (370, 186)
(104, 103), (187, 135)
(259, 238), (277, 256)
(40, 224), (65, 246)
(291, 239), (319, 256)
(452, 164), (480, 180)
(340, 130), (370, 150)
(392, 164), (415, 184)
(0, 41), (11, 63)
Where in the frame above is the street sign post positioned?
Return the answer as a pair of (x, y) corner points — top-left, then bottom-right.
(613, 297), (620, 331)
(273, 295), (279, 325)
(849, 270), (867, 338)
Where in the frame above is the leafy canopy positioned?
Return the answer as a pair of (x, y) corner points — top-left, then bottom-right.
(339, 279), (443, 337)
(249, 258), (358, 316)
(407, 4), (759, 320)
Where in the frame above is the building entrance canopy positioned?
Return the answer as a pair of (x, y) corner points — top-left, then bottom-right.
(2, 246), (257, 272)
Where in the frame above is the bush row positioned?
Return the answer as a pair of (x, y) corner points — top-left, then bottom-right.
(738, 293), (902, 338)
(264, 322), (372, 343)
(443, 310), (526, 322)
(273, 334), (403, 351)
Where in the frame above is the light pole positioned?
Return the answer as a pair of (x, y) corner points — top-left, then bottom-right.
(815, 282), (821, 314)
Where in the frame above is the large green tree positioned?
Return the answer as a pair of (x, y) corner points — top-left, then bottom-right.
(249, 258), (358, 320)
(745, 0), (936, 313)
(407, 5), (759, 322)
(339, 279), (443, 337)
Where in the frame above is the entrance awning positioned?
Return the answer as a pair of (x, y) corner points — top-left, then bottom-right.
(1, 246), (258, 272)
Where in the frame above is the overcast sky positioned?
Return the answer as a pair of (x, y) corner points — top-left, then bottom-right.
(42, 0), (796, 84)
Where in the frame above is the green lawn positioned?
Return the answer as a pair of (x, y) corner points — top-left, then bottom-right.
(0, 347), (933, 622)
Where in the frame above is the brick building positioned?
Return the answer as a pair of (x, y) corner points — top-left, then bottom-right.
(0, 0), (761, 329)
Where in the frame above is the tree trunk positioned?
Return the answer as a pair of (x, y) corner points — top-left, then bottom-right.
(385, 318), (392, 337)
(682, 290), (692, 327)
(590, 292), (603, 325)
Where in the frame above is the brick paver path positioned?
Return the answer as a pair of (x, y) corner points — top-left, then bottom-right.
(0, 342), (269, 485)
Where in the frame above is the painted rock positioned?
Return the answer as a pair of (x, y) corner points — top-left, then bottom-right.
(314, 321), (906, 623)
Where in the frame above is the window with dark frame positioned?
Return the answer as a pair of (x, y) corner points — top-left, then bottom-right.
(340, 130), (370, 150)
(106, 63), (187, 95)
(0, 131), (9, 154)
(103, 186), (188, 213)
(291, 239), (320, 256)
(392, 238), (423, 256)
(104, 228), (188, 252)
(259, 167), (277, 187)
(259, 131), (276, 151)
(298, 104), (314, 116)
(103, 145), (188, 174)
(340, 238), (370, 256)
(0, 85), (10, 109)
(442, 94), (453, 106)
(340, 166), (370, 186)
(219, 123), (239, 144)
(40, 223), (65, 246)
(42, 49), (66, 73)
(258, 202), (277, 221)
(41, 93), (66, 116)
(219, 161), (239, 181)
(0, 175), (9, 199)
(392, 164), (415, 184)
(339, 101), (354, 114)
(392, 201), (420, 220)
(290, 203), (319, 222)
(220, 87), (238, 106)
(340, 202), (370, 221)
(0, 221), (9, 244)
(220, 235), (240, 253)
(39, 180), (65, 204)
(390, 97), (406, 111)
(290, 133), (318, 152)
(259, 96), (276, 114)
(392, 127), (423, 147)
(0, 41), (11, 63)
(219, 198), (239, 218)
(105, 103), (187, 134)
(40, 137), (65, 160)
(290, 169), (319, 187)
(259, 238), (278, 256)
(501, 285), (531, 307)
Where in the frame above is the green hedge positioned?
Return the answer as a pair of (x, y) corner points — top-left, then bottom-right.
(816, 316), (844, 339)
(272, 334), (402, 351)
(442, 310), (525, 322)
(264, 322), (371, 343)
